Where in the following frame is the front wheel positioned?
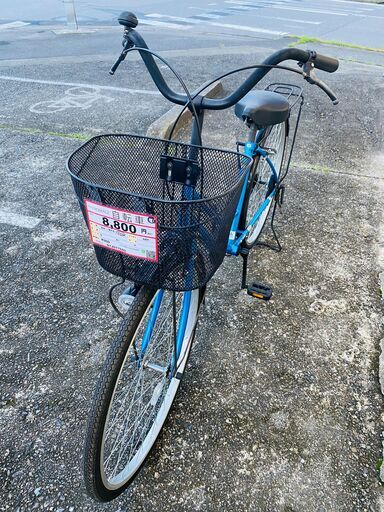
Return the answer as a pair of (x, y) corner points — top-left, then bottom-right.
(241, 120), (287, 248)
(83, 286), (201, 502)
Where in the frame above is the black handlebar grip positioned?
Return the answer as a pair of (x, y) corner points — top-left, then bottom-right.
(313, 52), (339, 73)
(109, 51), (127, 75)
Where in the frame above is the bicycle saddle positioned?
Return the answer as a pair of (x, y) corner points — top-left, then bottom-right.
(235, 90), (290, 128)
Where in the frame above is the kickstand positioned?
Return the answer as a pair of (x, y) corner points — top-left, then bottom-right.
(240, 246), (273, 300)
(256, 185), (284, 253)
(240, 248), (249, 289)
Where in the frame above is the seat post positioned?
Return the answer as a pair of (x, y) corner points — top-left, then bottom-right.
(247, 124), (258, 143)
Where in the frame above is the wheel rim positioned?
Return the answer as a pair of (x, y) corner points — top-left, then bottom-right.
(100, 289), (199, 489)
(245, 122), (286, 245)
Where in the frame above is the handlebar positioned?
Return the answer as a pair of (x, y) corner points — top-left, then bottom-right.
(109, 49), (129, 75)
(112, 12), (339, 109)
(312, 52), (339, 73)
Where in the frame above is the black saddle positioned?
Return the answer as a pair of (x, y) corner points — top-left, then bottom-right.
(235, 90), (290, 128)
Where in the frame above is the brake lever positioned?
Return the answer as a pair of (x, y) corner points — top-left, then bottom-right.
(109, 38), (134, 75)
(298, 56), (339, 105)
(309, 75), (339, 105)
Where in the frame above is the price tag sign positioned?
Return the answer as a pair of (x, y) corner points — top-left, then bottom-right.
(84, 199), (158, 262)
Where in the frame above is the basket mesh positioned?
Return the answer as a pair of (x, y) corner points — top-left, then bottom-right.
(67, 134), (251, 291)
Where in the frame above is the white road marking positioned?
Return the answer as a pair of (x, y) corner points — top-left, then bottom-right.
(225, 5), (254, 10)
(29, 86), (114, 114)
(329, 0), (377, 7)
(209, 22), (288, 36)
(189, 6), (221, 10)
(146, 12), (290, 33)
(269, 5), (349, 16)
(0, 209), (41, 229)
(146, 14), (199, 24)
(184, 4), (383, 21)
(309, 1), (373, 12)
(360, 14), (384, 19)
(138, 18), (192, 30)
(224, 0), (260, 3)
(0, 21), (30, 30)
(224, 0), (292, 4)
(278, 4), (384, 19)
(0, 75), (160, 96)
(192, 12), (228, 18)
(345, 12), (384, 19)
(247, 14), (321, 25)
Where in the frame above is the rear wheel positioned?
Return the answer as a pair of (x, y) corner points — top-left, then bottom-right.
(241, 121), (287, 248)
(83, 286), (201, 502)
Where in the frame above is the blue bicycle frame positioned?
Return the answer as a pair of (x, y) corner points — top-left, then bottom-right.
(227, 137), (279, 256)
(141, 289), (192, 375)
(140, 177), (197, 374)
(139, 126), (278, 372)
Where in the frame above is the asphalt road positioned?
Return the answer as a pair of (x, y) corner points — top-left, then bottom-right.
(0, 17), (384, 512)
(1, 0), (384, 48)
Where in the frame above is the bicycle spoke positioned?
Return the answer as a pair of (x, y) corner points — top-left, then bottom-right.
(105, 369), (146, 474)
(245, 122), (285, 243)
(101, 291), (184, 483)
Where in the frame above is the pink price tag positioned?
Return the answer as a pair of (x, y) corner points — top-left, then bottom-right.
(84, 199), (158, 262)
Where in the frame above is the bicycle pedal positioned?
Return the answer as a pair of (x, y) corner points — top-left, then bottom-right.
(247, 282), (273, 301)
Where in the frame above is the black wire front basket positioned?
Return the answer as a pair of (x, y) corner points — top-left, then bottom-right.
(67, 134), (252, 291)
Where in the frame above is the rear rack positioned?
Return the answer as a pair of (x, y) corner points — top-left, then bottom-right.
(265, 82), (304, 109)
(264, 82), (304, 184)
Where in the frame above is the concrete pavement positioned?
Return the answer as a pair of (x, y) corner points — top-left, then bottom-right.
(1, 0), (384, 48)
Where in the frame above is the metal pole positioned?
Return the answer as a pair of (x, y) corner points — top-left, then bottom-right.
(63, 0), (78, 30)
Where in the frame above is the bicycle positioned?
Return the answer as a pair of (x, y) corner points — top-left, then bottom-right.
(66, 11), (339, 502)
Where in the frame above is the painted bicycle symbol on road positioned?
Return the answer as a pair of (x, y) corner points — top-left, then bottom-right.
(30, 86), (114, 114)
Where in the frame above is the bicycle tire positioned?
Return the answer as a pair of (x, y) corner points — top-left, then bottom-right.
(83, 285), (202, 502)
(240, 120), (287, 248)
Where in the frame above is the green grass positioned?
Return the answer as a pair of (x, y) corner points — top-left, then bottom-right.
(0, 123), (90, 140)
(376, 458), (384, 486)
(288, 35), (384, 53)
(294, 162), (335, 174)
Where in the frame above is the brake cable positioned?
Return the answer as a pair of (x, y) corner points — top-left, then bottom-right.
(167, 63), (304, 141)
